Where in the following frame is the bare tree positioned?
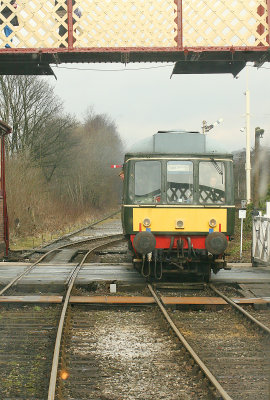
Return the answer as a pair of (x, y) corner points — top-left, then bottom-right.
(54, 108), (124, 208)
(233, 146), (270, 204)
(31, 115), (77, 182)
(0, 75), (77, 180)
(0, 75), (66, 152)
(2, 79), (124, 237)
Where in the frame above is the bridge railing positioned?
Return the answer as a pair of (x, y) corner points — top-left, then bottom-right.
(0, 0), (269, 50)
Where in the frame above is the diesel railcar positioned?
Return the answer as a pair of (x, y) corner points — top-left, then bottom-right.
(121, 130), (234, 281)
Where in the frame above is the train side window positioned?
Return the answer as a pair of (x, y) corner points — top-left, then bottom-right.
(199, 161), (225, 204)
(167, 161), (193, 203)
(134, 161), (161, 204)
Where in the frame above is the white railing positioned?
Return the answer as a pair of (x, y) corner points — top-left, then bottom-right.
(252, 202), (270, 266)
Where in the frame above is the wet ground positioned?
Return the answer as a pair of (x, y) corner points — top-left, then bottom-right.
(0, 305), (60, 400)
(60, 306), (210, 400)
(1, 214), (270, 292)
(172, 307), (270, 400)
(0, 212), (269, 400)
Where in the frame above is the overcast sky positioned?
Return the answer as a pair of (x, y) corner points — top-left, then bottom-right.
(50, 61), (270, 153)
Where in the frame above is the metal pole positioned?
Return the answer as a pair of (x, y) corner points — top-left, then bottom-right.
(202, 120), (206, 134)
(175, 0), (183, 48)
(240, 217), (243, 259)
(254, 129), (260, 208)
(67, 0), (74, 50)
(245, 69), (251, 203)
(267, 0), (270, 45)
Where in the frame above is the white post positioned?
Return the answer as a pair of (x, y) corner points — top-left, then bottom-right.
(245, 69), (251, 204)
(239, 209), (246, 259)
(266, 202), (270, 217)
(240, 217), (243, 259)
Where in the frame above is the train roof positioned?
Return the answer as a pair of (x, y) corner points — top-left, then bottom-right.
(126, 130), (232, 155)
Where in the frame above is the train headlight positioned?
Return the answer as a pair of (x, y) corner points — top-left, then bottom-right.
(143, 218), (151, 227)
(175, 219), (184, 229)
(209, 218), (217, 228)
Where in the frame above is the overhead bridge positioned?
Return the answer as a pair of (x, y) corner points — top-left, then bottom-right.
(0, 0), (269, 76)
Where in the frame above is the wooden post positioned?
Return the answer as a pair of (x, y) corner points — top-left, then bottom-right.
(0, 121), (11, 257)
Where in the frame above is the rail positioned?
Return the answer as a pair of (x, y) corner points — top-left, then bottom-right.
(209, 283), (270, 335)
(148, 284), (233, 400)
(47, 236), (123, 400)
(23, 209), (120, 257)
(0, 233), (123, 296)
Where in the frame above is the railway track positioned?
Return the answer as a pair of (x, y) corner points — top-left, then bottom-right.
(0, 235), (123, 400)
(52, 284), (270, 400)
(0, 305), (61, 399)
(153, 284), (270, 400)
(1, 278), (269, 399)
(209, 283), (270, 335)
(23, 211), (121, 261)
(0, 233), (123, 296)
(1, 223), (270, 400)
(58, 304), (211, 399)
(48, 236), (123, 400)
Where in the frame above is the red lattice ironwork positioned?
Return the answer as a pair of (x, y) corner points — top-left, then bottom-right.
(0, 0), (269, 73)
(182, 0), (269, 47)
(0, 0), (269, 49)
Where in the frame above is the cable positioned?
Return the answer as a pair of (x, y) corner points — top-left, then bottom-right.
(249, 64), (270, 70)
(51, 60), (270, 72)
(51, 63), (175, 72)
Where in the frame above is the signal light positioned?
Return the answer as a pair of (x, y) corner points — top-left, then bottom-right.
(111, 164), (122, 168)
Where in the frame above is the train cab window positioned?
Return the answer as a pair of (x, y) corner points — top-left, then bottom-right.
(199, 161), (225, 204)
(134, 161), (161, 204)
(167, 161), (193, 203)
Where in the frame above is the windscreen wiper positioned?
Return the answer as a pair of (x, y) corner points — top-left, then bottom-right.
(210, 158), (223, 184)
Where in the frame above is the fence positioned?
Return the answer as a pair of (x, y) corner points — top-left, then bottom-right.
(252, 202), (270, 266)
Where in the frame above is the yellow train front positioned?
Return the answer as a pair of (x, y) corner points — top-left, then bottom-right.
(121, 130), (235, 281)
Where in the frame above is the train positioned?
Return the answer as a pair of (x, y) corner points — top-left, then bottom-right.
(121, 130), (235, 281)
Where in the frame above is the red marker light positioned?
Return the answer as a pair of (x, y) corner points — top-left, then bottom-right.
(111, 164), (123, 168)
